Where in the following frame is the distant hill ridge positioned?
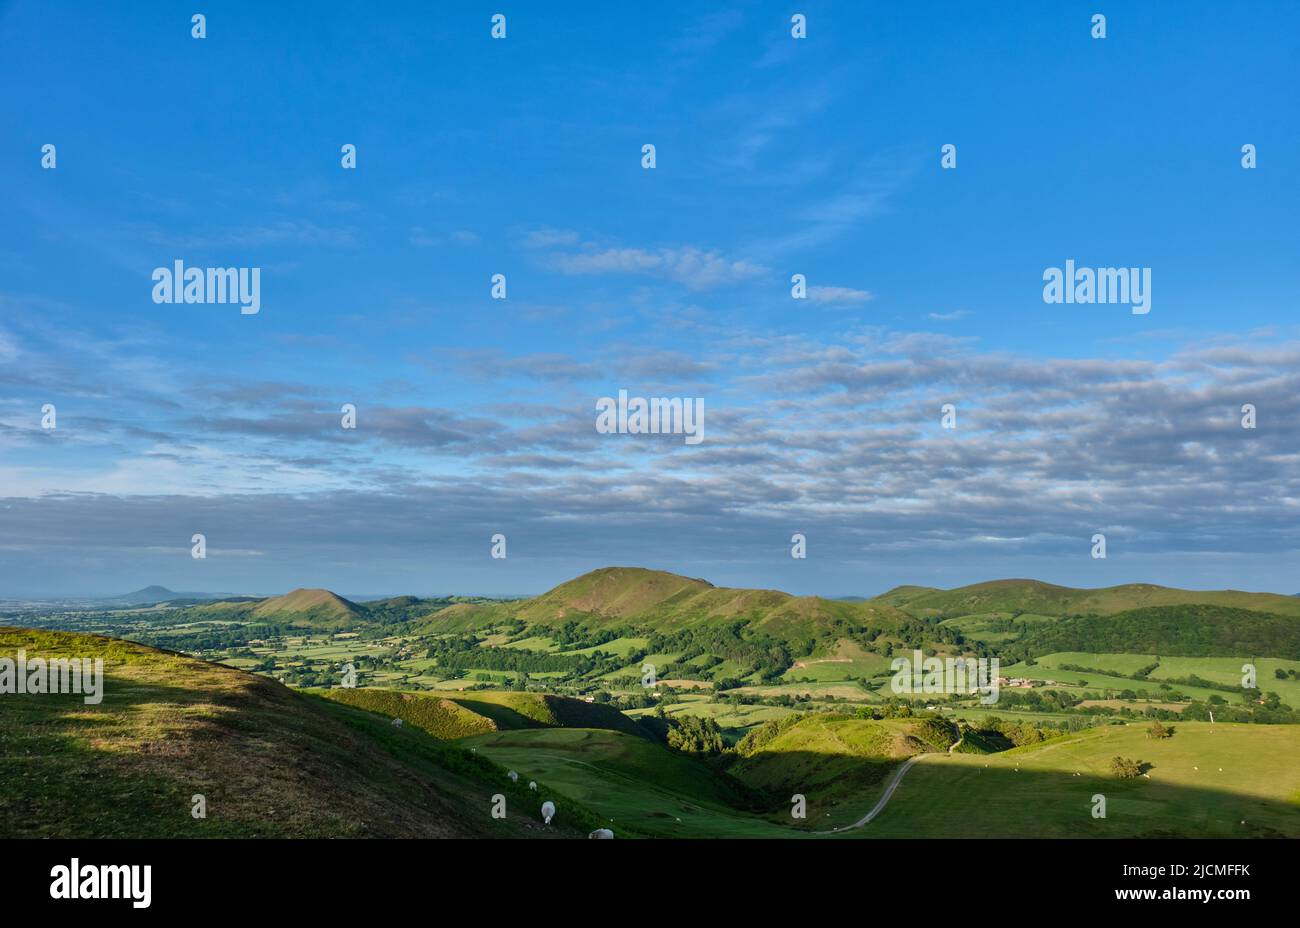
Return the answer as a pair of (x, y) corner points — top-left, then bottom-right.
(252, 588), (362, 620)
(183, 587), (365, 629)
(873, 577), (1300, 618)
(436, 566), (913, 637)
(99, 585), (237, 605)
(173, 570), (1300, 647)
(117, 585), (176, 601)
(413, 567), (1300, 639)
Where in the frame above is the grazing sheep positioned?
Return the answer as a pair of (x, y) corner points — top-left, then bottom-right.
(507, 770), (518, 782)
(541, 801), (556, 824)
(588, 828), (614, 839)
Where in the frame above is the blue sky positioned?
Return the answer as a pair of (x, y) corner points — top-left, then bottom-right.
(2, 0), (1298, 597)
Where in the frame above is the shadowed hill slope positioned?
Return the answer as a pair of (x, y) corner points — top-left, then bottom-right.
(318, 687), (647, 740)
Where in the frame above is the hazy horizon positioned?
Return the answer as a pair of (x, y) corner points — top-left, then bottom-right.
(8, 564), (1300, 604)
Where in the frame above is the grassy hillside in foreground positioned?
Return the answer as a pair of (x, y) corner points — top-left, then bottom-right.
(453, 719), (1300, 839)
(7, 627), (1295, 839)
(317, 687), (647, 740)
(861, 721), (1300, 838)
(873, 578), (1300, 620)
(0, 627), (601, 838)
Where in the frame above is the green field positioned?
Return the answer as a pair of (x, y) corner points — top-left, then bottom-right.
(999, 659), (1231, 703)
(558, 636), (649, 658)
(625, 698), (797, 736)
(1149, 656), (1300, 706)
(1002, 652), (1300, 706)
(863, 722), (1300, 837)
(498, 635), (557, 652)
(939, 612), (1058, 644)
(462, 728), (791, 837)
(781, 639), (889, 682)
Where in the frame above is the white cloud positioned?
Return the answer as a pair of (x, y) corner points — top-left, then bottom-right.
(523, 228), (581, 248)
(808, 286), (874, 306)
(0, 330), (19, 364)
(549, 245), (766, 290)
(409, 227), (479, 247)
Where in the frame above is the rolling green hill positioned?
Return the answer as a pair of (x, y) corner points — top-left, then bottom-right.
(0, 627), (600, 838)
(252, 588), (364, 625)
(400, 569), (1300, 693)
(420, 566), (914, 640)
(318, 688), (499, 739)
(188, 587), (366, 629)
(874, 578), (1300, 620)
(184, 569), (1300, 664)
(447, 690), (649, 736)
(414, 568), (1300, 653)
(318, 687), (648, 739)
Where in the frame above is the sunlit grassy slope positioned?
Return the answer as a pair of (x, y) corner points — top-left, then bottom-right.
(0, 628), (599, 837)
(863, 722), (1300, 837)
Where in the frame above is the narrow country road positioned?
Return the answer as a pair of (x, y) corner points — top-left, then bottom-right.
(816, 737), (961, 835)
